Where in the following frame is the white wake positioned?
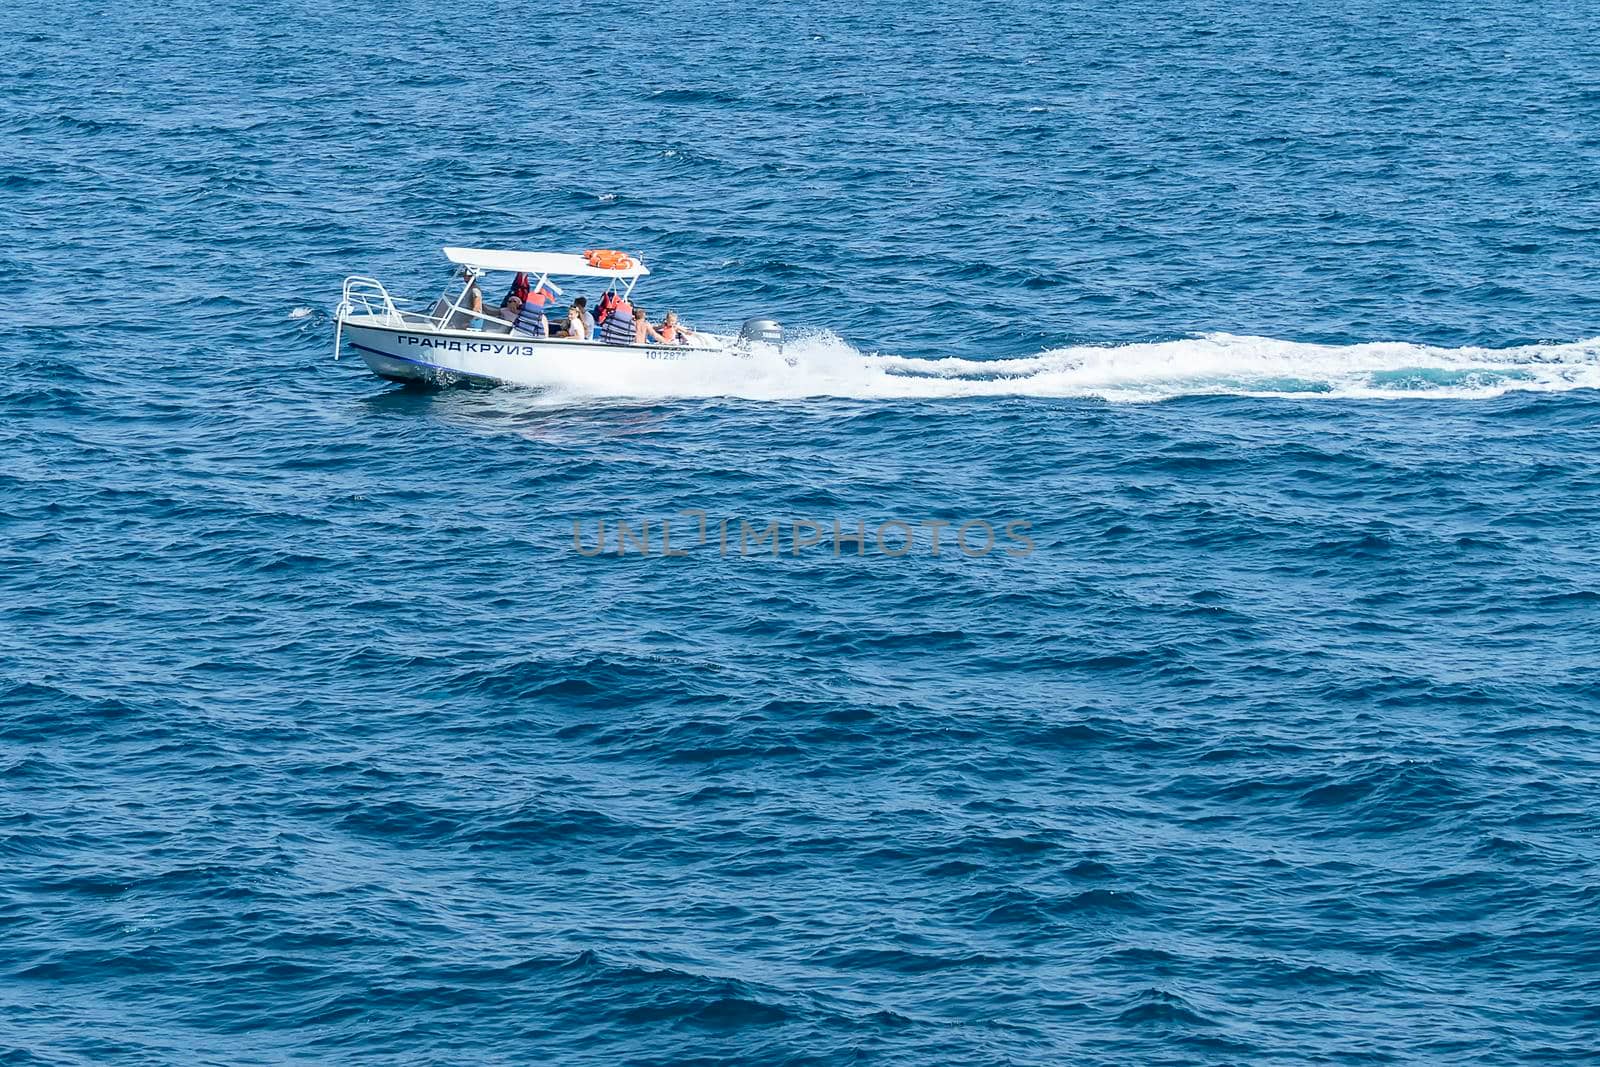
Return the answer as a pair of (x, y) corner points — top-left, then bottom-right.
(490, 330), (1600, 403)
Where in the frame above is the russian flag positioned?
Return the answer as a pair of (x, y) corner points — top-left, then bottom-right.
(527, 275), (563, 307)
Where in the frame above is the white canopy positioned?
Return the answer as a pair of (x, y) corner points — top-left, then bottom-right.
(442, 246), (650, 279)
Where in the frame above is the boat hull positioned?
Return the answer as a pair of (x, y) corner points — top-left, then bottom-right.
(338, 318), (728, 387)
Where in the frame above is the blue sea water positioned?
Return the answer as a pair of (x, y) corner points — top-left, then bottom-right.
(5, 0), (1600, 1062)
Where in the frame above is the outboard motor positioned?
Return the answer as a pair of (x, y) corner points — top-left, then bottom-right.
(738, 317), (784, 351)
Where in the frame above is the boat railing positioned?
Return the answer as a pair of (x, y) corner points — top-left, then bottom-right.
(334, 275), (447, 358)
(337, 276), (387, 358)
(338, 275), (407, 325)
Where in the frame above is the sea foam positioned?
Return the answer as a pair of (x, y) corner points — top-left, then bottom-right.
(487, 331), (1600, 404)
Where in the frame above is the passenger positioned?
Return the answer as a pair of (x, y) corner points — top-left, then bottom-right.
(447, 275), (485, 330)
(482, 294), (522, 335)
(598, 299), (636, 345)
(573, 296), (596, 337)
(564, 301), (590, 341)
(632, 306), (664, 345)
(512, 293), (549, 338)
(657, 311), (694, 345)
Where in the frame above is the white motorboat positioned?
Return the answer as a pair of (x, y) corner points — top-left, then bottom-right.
(332, 246), (783, 386)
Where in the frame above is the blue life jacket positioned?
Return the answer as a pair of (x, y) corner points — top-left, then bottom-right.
(513, 300), (547, 337)
(600, 306), (635, 345)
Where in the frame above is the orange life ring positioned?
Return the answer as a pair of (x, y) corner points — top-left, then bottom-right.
(584, 248), (633, 270)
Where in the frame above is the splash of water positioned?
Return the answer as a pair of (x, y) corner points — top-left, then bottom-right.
(488, 331), (1600, 403)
